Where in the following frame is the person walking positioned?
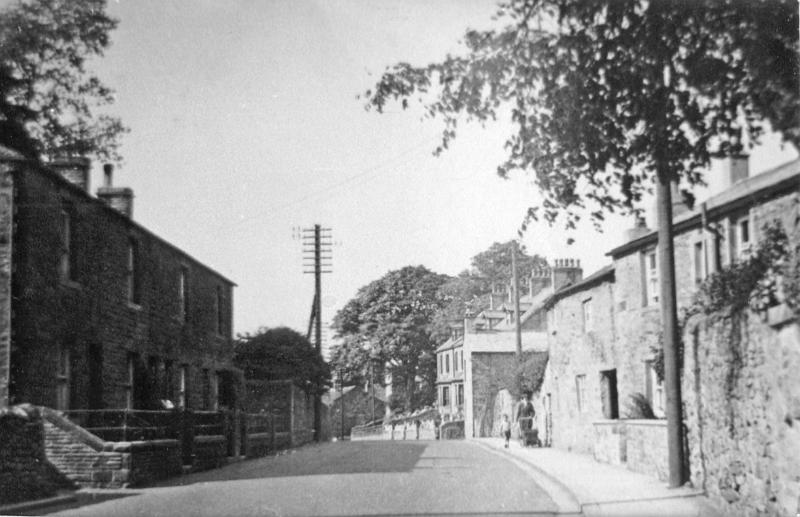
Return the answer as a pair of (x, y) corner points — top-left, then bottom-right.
(500, 414), (511, 448)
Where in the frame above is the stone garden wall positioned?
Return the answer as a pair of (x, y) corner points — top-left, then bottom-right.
(683, 310), (800, 516)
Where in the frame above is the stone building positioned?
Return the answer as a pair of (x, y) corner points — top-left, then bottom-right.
(434, 323), (464, 422)
(454, 262), (579, 439)
(540, 265), (620, 454)
(324, 384), (386, 439)
(0, 146), (239, 412)
(539, 156), (799, 515)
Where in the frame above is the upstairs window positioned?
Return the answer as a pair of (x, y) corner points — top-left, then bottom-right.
(735, 216), (751, 260)
(693, 241), (707, 288)
(178, 267), (189, 322)
(456, 384), (464, 406)
(582, 298), (593, 333)
(445, 353), (450, 374)
(127, 239), (141, 305)
(644, 249), (659, 306)
(59, 208), (77, 282)
(441, 386), (450, 407)
(216, 285), (224, 335)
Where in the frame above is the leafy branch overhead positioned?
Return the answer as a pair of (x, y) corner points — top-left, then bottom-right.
(0, 0), (127, 162)
(365, 0), (799, 232)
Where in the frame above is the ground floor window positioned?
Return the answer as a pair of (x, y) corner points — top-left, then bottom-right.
(56, 344), (70, 410)
(645, 361), (665, 417)
(456, 383), (464, 406)
(441, 385), (450, 407)
(575, 374), (587, 413)
(599, 369), (619, 419)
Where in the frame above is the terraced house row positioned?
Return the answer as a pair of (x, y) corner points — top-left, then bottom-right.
(435, 155), (800, 516)
(0, 146), (239, 412)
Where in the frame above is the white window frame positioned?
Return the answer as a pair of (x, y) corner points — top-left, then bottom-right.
(178, 267), (188, 322)
(735, 215), (752, 260)
(56, 344), (70, 410)
(127, 239), (140, 305)
(646, 362), (665, 418)
(692, 240), (706, 288)
(575, 374), (587, 413)
(59, 209), (72, 282)
(178, 365), (187, 408)
(644, 249), (659, 306)
(582, 298), (593, 332)
(125, 354), (135, 409)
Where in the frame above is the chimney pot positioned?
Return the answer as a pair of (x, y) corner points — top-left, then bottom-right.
(103, 163), (113, 187)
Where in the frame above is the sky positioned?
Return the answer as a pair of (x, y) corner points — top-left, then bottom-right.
(75, 0), (798, 340)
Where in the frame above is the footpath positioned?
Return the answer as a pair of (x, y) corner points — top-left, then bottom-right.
(476, 438), (725, 517)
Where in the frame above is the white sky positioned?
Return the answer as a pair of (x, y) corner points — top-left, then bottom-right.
(83, 0), (797, 337)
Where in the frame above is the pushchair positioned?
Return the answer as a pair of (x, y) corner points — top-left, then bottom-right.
(517, 416), (541, 447)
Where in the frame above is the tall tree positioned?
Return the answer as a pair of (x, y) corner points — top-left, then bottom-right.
(234, 327), (331, 395)
(430, 241), (547, 343)
(0, 0), (126, 162)
(470, 240), (547, 285)
(365, 0), (798, 486)
(331, 266), (449, 412)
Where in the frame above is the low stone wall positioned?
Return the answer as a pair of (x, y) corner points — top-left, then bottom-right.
(192, 435), (227, 472)
(350, 424), (385, 441)
(0, 405), (72, 504)
(41, 408), (182, 487)
(625, 420), (668, 481)
(592, 420), (627, 466)
(440, 420), (464, 440)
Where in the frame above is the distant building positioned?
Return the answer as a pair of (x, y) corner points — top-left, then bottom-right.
(436, 261), (579, 439)
(0, 147), (239, 411)
(324, 383), (386, 439)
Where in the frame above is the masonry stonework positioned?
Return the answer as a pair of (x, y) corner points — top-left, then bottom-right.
(3, 159), (236, 411)
(683, 313), (800, 516)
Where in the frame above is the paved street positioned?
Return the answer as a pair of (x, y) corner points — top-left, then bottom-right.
(36, 440), (560, 517)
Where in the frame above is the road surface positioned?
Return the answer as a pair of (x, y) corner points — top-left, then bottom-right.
(38, 440), (561, 517)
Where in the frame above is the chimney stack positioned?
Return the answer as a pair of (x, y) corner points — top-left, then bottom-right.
(551, 258), (583, 291)
(50, 156), (90, 192)
(97, 164), (134, 218)
(626, 215), (650, 242)
(709, 154), (749, 194)
(529, 266), (552, 297)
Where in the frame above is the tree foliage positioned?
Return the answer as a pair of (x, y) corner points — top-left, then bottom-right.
(430, 240), (547, 342)
(234, 327), (331, 395)
(330, 266), (449, 412)
(365, 0), (798, 231)
(0, 0), (127, 162)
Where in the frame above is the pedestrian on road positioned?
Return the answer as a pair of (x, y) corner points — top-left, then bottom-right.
(500, 414), (511, 448)
(516, 390), (535, 431)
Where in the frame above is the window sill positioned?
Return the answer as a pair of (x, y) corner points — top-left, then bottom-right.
(59, 279), (81, 290)
(767, 303), (796, 328)
(127, 302), (142, 311)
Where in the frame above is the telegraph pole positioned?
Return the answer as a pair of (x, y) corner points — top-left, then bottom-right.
(511, 240), (524, 396)
(302, 225), (332, 442)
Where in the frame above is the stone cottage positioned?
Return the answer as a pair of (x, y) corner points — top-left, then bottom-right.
(540, 155), (799, 515)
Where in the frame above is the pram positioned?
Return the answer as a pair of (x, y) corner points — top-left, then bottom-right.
(517, 416), (541, 447)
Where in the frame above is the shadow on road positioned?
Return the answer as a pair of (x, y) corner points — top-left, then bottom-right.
(22, 492), (137, 515)
(152, 441), (429, 487)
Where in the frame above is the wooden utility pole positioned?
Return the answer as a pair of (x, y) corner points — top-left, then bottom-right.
(511, 240), (522, 357)
(511, 240), (523, 397)
(302, 225), (332, 442)
(656, 175), (686, 487)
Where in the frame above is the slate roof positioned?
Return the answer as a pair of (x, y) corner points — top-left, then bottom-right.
(608, 158), (800, 258)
